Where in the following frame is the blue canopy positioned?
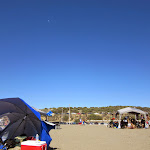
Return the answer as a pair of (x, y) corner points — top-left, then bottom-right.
(0, 98), (55, 148)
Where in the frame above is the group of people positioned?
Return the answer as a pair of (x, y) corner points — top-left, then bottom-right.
(109, 114), (150, 129)
(121, 117), (138, 129)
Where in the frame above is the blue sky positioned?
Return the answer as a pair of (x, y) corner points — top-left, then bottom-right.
(0, 0), (150, 108)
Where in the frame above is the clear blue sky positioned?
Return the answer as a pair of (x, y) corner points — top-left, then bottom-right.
(0, 0), (150, 108)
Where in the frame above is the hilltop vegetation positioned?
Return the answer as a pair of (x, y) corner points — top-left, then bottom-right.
(40, 106), (150, 122)
(42, 106), (150, 114)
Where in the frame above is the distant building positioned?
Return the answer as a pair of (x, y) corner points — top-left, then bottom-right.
(71, 113), (77, 114)
(94, 113), (99, 115)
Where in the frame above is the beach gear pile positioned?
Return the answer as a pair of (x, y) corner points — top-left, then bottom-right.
(0, 98), (55, 149)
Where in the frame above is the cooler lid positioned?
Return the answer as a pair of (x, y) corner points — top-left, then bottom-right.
(21, 140), (46, 146)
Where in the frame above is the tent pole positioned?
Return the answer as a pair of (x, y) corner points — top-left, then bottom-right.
(69, 104), (70, 125)
(144, 114), (147, 128)
(118, 114), (121, 129)
(61, 108), (63, 122)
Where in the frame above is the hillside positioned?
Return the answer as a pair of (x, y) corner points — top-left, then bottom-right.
(41, 106), (150, 114)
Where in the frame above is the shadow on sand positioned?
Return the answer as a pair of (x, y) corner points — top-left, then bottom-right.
(49, 147), (59, 150)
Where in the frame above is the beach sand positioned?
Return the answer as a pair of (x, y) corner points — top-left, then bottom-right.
(50, 125), (150, 150)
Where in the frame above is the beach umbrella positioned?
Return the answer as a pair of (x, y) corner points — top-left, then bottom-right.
(0, 98), (41, 141)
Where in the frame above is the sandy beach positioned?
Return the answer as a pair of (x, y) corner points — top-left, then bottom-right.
(50, 125), (150, 150)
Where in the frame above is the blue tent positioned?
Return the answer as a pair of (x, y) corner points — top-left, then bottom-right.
(0, 98), (55, 148)
(41, 121), (55, 147)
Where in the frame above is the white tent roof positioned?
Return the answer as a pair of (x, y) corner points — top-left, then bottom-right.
(32, 107), (47, 116)
(116, 107), (147, 115)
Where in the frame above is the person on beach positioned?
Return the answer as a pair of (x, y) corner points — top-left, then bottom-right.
(141, 117), (145, 128)
(146, 114), (149, 121)
(123, 117), (128, 127)
(146, 114), (150, 127)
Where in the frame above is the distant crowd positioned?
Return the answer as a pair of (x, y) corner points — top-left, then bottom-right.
(108, 114), (150, 129)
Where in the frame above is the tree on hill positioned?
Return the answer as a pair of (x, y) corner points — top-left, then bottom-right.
(63, 115), (69, 121)
(87, 114), (102, 120)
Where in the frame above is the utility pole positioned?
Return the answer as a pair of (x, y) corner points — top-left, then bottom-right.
(61, 107), (63, 122)
(69, 104), (70, 125)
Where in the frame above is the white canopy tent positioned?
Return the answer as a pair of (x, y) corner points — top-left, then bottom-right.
(116, 107), (147, 128)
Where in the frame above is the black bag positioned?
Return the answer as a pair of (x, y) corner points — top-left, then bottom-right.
(4, 139), (16, 149)
(0, 138), (4, 145)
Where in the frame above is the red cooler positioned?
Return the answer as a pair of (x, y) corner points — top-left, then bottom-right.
(21, 140), (47, 150)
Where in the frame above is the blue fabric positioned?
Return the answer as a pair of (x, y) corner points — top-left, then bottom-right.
(0, 144), (7, 150)
(46, 111), (53, 116)
(40, 121), (55, 149)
